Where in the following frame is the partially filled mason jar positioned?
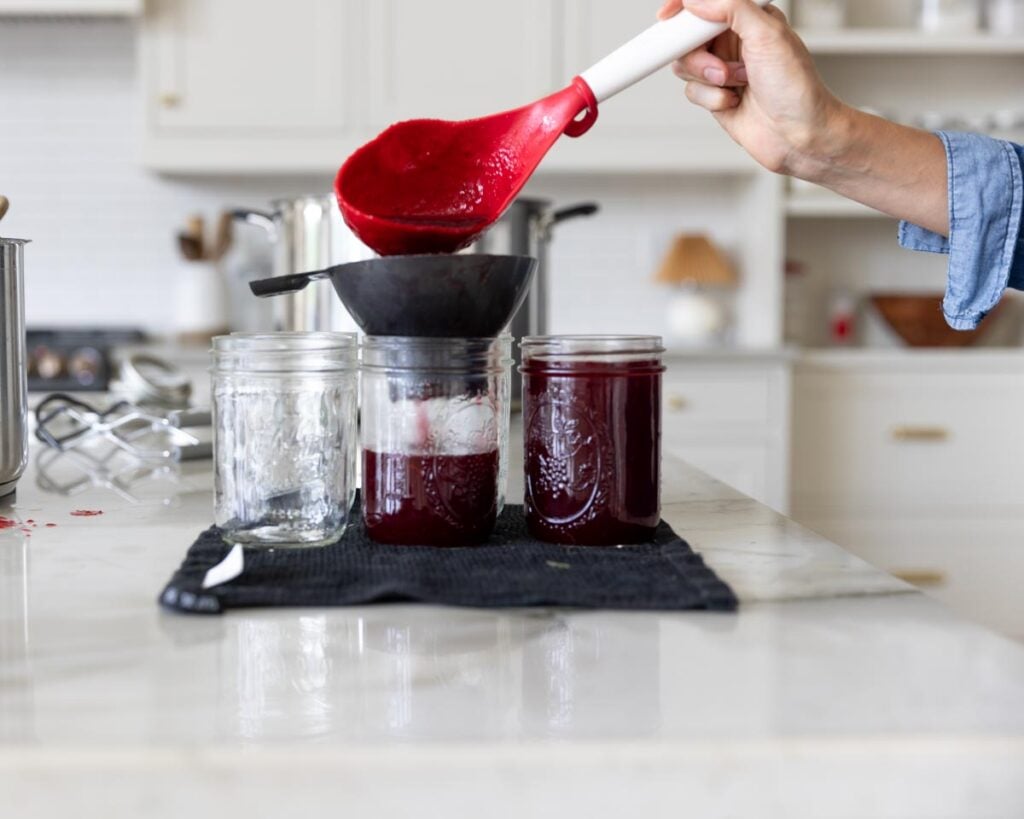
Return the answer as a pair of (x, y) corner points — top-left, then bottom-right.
(521, 336), (665, 546)
(212, 333), (358, 547)
(361, 336), (512, 546)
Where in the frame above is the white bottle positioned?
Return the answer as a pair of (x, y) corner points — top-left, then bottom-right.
(988, 0), (1024, 35)
(920, 0), (981, 33)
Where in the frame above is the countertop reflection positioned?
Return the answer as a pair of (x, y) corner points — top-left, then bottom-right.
(2, 435), (1024, 816)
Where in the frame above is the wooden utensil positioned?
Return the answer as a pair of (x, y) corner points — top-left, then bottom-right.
(177, 232), (205, 262)
(0, 196), (9, 223)
(212, 211), (233, 261)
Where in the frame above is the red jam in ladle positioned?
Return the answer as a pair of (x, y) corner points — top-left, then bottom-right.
(335, 79), (597, 257)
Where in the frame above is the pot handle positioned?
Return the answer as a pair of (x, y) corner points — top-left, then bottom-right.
(249, 268), (333, 298)
(550, 203), (600, 228)
(230, 208), (277, 240)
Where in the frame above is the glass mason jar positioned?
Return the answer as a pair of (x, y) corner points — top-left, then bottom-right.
(521, 336), (665, 546)
(361, 336), (512, 546)
(212, 333), (358, 547)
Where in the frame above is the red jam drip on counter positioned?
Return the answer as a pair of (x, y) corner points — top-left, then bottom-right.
(335, 82), (594, 256)
(524, 359), (662, 546)
(0, 516), (17, 530)
(363, 449), (500, 546)
(70, 509), (103, 517)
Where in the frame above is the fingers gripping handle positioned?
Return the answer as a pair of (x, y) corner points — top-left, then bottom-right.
(579, 0), (773, 104)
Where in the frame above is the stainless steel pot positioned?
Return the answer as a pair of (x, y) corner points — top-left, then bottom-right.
(1, 237), (29, 499)
(233, 195), (374, 333)
(469, 199), (599, 406)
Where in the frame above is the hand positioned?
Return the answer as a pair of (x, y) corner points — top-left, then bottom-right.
(656, 0), (844, 178)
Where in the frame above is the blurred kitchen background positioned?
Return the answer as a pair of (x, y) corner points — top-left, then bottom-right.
(3, 0), (1024, 638)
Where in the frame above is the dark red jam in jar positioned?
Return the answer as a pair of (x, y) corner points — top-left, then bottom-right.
(521, 336), (665, 546)
(361, 336), (512, 547)
(363, 450), (500, 546)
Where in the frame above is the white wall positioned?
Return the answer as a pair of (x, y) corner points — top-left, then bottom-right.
(1, 17), (761, 341)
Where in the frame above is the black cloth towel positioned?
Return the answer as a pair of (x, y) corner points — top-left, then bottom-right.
(159, 501), (737, 615)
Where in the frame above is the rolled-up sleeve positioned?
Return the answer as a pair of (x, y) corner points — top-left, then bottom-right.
(899, 131), (1024, 330)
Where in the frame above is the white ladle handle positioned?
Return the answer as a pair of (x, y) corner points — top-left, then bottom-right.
(579, 1), (773, 104)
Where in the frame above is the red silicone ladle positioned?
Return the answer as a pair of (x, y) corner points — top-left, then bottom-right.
(336, 3), (771, 256)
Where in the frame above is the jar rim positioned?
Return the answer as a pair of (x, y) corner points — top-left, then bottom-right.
(212, 332), (358, 353)
(521, 335), (665, 355)
(362, 335), (512, 374)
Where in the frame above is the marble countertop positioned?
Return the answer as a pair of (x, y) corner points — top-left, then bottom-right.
(2, 431), (1024, 818)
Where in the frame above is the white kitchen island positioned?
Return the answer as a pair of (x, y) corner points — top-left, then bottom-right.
(2, 434), (1023, 819)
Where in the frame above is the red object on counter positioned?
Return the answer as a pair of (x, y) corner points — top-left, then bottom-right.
(0, 516), (17, 530)
(522, 341), (664, 546)
(335, 78), (598, 256)
(363, 450), (500, 546)
(70, 509), (103, 517)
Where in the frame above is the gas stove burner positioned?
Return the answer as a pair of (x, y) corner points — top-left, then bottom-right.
(250, 254), (536, 338)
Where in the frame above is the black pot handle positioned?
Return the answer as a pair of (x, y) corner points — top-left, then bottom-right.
(249, 268), (333, 298)
(550, 202), (600, 227)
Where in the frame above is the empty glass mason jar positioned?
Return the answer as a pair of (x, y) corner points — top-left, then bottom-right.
(521, 336), (665, 546)
(212, 333), (358, 547)
(361, 336), (512, 546)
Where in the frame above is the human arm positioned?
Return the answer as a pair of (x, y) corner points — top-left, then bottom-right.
(657, 0), (950, 236)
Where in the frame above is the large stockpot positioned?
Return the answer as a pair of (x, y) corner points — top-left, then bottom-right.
(1, 237), (29, 499)
(469, 198), (599, 407)
(233, 195), (374, 333)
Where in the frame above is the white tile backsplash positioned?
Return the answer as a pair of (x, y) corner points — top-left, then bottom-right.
(1, 17), (755, 340)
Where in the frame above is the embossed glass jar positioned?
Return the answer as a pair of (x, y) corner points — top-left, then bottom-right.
(361, 336), (512, 546)
(521, 336), (665, 546)
(212, 333), (358, 547)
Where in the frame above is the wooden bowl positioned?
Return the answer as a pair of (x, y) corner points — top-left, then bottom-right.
(870, 293), (1002, 348)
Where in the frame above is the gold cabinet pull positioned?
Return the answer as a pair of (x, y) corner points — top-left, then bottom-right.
(667, 395), (688, 412)
(159, 93), (182, 108)
(891, 426), (950, 443)
(892, 569), (947, 588)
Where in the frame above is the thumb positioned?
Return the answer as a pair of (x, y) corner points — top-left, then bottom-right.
(683, 0), (779, 44)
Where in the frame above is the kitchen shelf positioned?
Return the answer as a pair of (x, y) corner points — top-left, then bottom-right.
(801, 29), (1024, 56)
(0, 0), (140, 14)
(785, 192), (890, 219)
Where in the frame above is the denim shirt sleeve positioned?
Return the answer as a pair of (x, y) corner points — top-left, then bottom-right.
(898, 131), (1024, 330)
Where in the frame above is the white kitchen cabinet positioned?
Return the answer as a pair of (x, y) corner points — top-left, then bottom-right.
(662, 356), (792, 513)
(362, 0), (558, 126)
(139, 0), (769, 173)
(141, 0), (559, 173)
(0, 0), (139, 13)
(548, 0), (754, 172)
(141, 0), (366, 171)
(792, 351), (1024, 638)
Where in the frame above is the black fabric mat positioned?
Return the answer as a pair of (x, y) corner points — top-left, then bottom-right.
(159, 501), (737, 615)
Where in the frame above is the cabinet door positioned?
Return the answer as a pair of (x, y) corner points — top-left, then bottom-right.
(364, 0), (558, 126)
(556, 0), (751, 170)
(146, 0), (357, 135)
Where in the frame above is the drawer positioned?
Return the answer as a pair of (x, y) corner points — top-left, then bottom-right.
(662, 363), (785, 433)
(793, 369), (1024, 514)
(802, 515), (1024, 639)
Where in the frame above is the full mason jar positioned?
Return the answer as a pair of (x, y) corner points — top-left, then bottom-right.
(361, 336), (512, 546)
(521, 336), (665, 546)
(212, 333), (358, 547)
